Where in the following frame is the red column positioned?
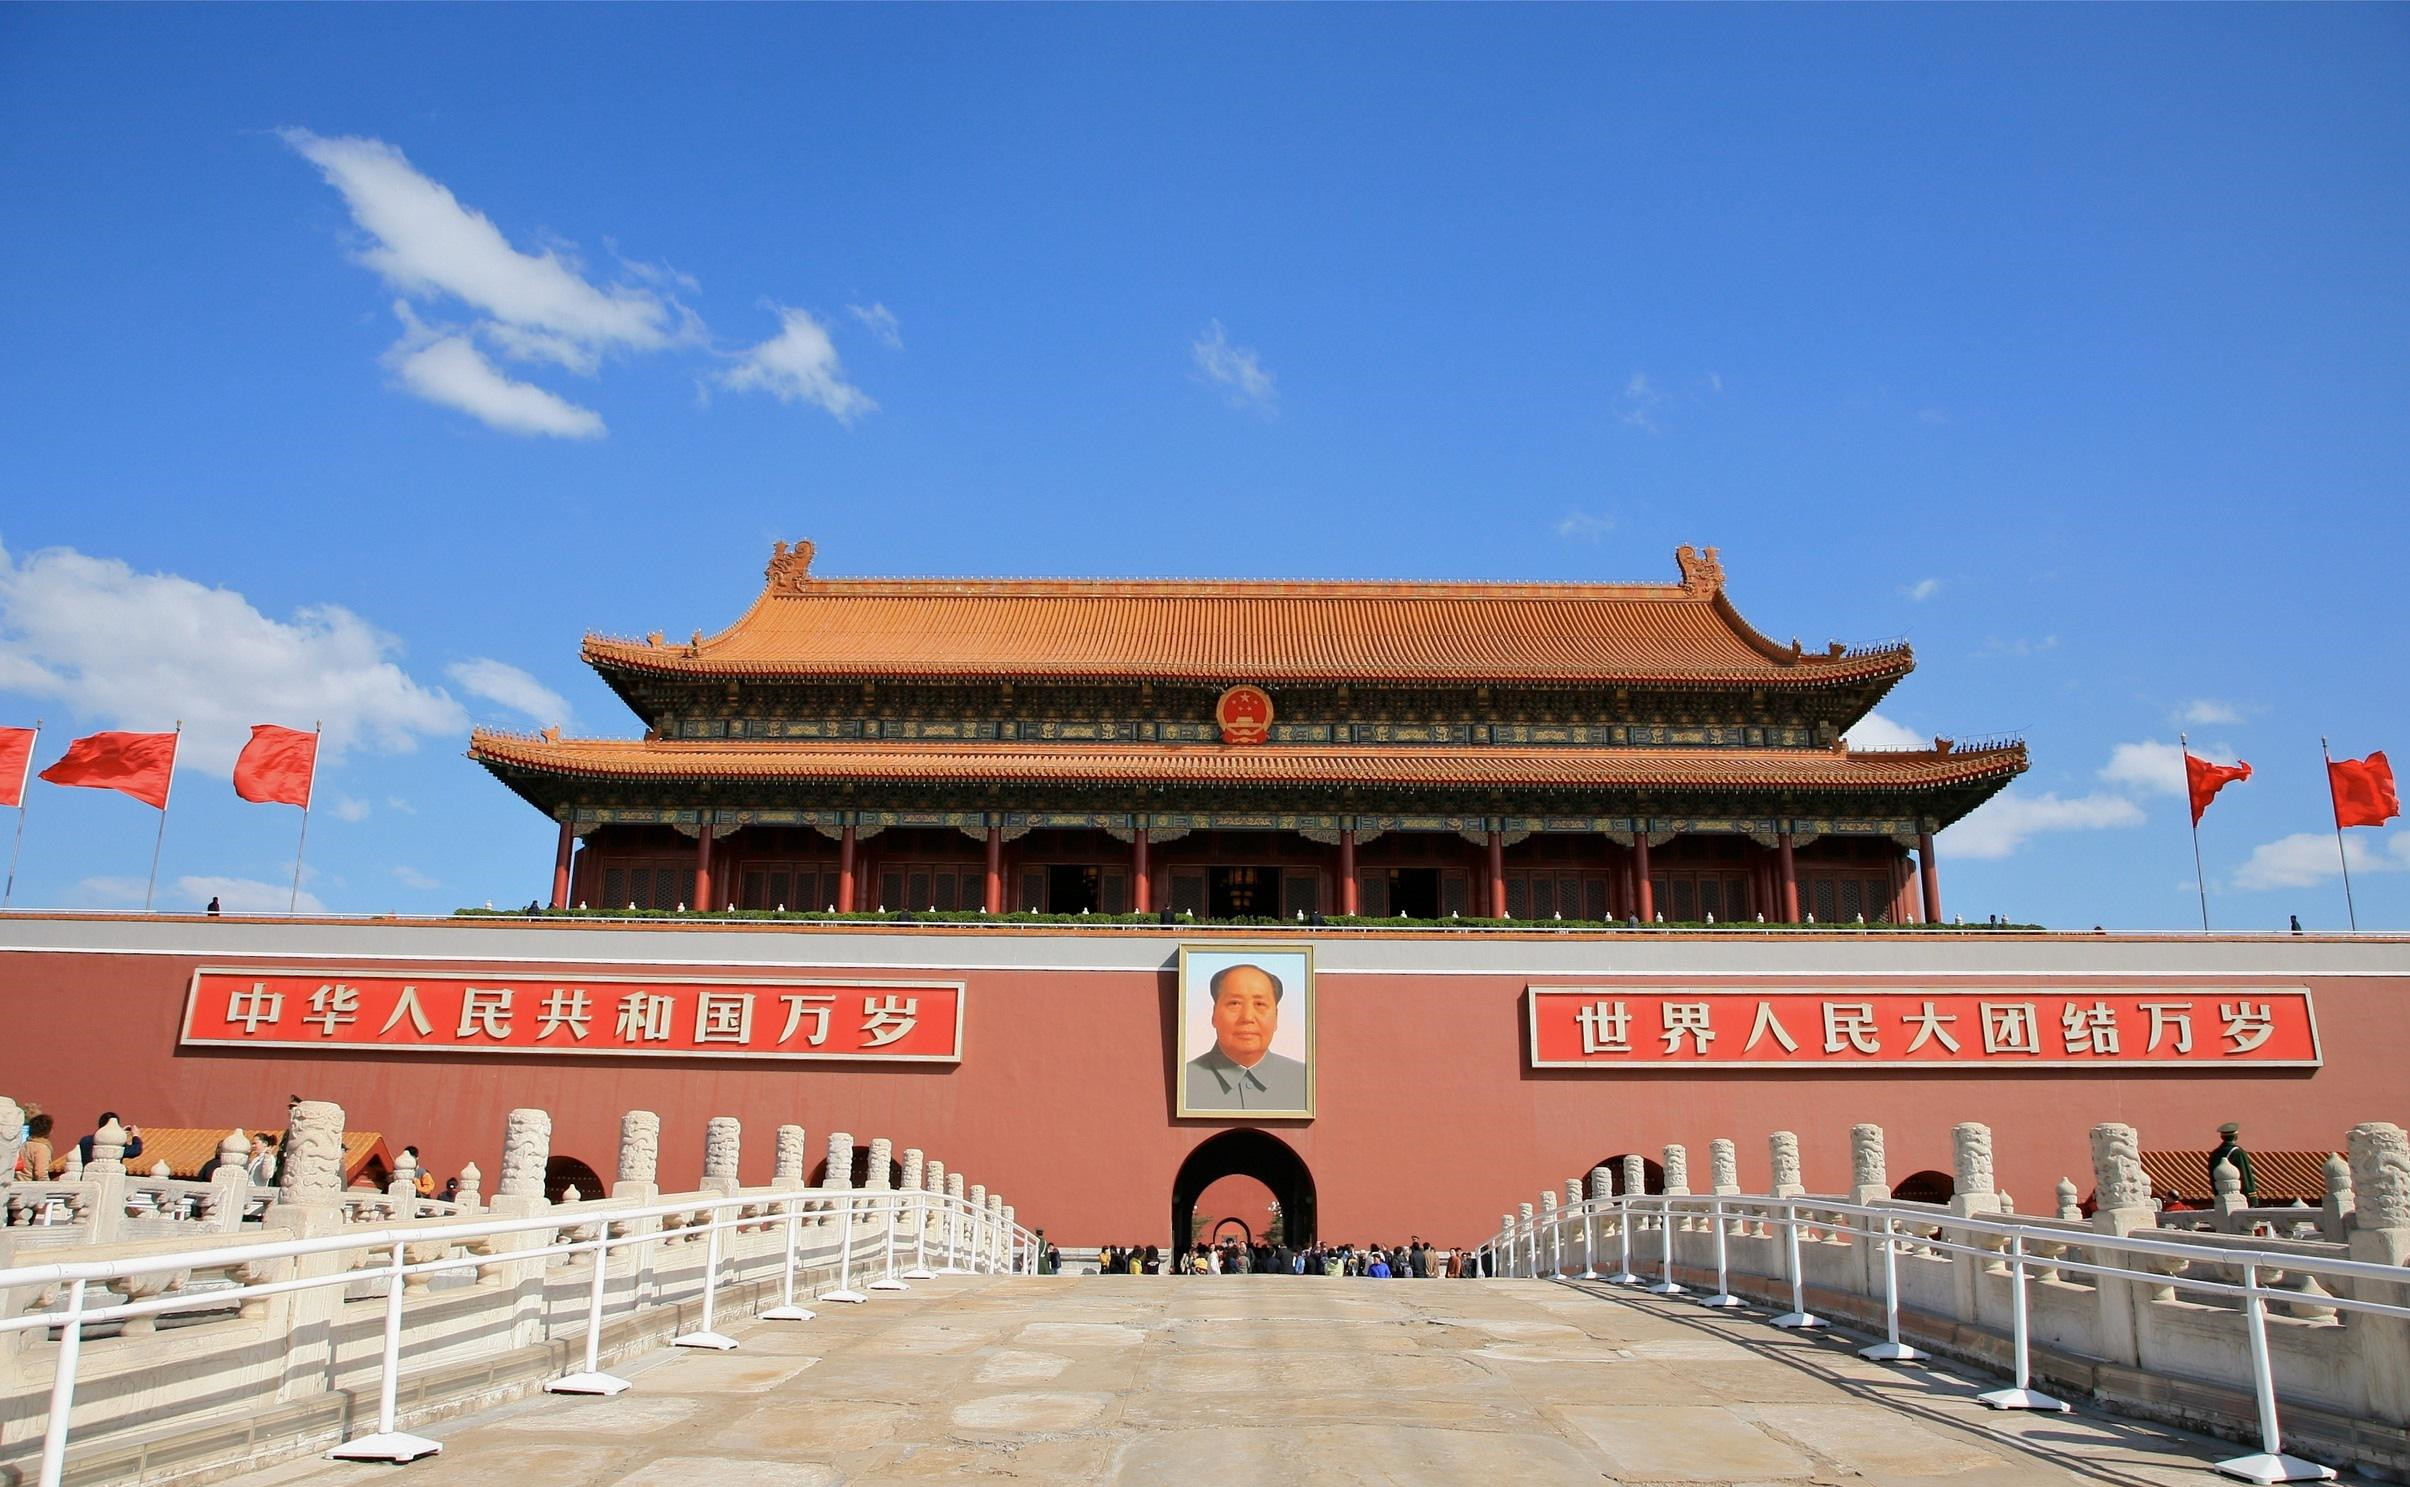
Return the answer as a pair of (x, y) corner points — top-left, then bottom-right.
(837, 824), (858, 913)
(1486, 830), (1507, 918)
(1778, 831), (1799, 923)
(1338, 829), (1358, 916)
(985, 826), (1004, 914)
(693, 826), (714, 911)
(550, 821), (574, 909)
(1919, 831), (1941, 924)
(1632, 832), (1653, 921)
(1132, 828), (1150, 913)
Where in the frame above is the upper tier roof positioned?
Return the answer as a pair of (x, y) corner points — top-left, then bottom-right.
(582, 542), (1914, 689)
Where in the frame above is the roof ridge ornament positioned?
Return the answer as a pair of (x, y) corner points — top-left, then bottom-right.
(767, 539), (817, 592)
(1674, 544), (1724, 595)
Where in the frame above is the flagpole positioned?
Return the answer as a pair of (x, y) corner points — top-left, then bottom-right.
(145, 722), (180, 914)
(2324, 737), (2359, 933)
(2, 720), (36, 911)
(288, 722), (320, 916)
(2181, 732), (2210, 933)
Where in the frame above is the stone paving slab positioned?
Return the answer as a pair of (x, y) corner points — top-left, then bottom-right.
(221, 1273), (2247, 1486)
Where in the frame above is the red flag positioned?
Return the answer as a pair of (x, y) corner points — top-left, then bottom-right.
(2329, 751), (2400, 830)
(2185, 752), (2251, 825)
(39, 730), (179, 809)
(233, 725), (318, 808)
(0, 727), (34, 810)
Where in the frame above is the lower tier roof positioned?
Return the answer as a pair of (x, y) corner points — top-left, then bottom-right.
(471, 731), (2024, 796)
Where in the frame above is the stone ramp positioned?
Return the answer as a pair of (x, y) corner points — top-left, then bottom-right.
(228, 1274), (2236, 1486)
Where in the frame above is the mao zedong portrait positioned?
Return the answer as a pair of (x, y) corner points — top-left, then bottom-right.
(1185, 962), (1308, 1113)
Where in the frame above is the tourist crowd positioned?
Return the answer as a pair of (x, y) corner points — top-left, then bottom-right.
(1076, 1237), (1488, 1277)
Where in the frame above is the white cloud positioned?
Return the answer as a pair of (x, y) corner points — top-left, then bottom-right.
(2181, 699), (2243, 726)
(282, 129), (675, 356)
(2100, 740), (2187, 797)
(1904, 578), (1942, 602)
(1843, 711), (1929, 752)
(329, 794), (372, 822)
(1192, 321), (1277, 414)
(849, 302), (902, 349)
(1941, 788), (2146, 860)
(392, 865), (442, 892)
(1555, 511), (1613, 542)
(385, 310), (605, 439)
(2231, 832), (2410, 892)
(1978, 635), (2059, 658)
(74, 876), (149, 906)
(1617, 372), (1661, 432)
(178, 875), (328, 915)
(445, 658), (574, 730)
(385, 796), (417, 814)
(0, 541), (467, 773)
(722, 306), (878, 424)
(2100, 738), (2243, 797)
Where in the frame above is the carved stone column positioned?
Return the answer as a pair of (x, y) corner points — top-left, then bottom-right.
(0, 1095), (22, 1182)
(865, 1137), (893, 1192)
(614, 1110), (660, 1201)
(900, 1147), (925, 1196)
(1620, 1153), (1646, 1198)
(824, 1132), (854, 1228)
(1589, 1166), (1613, 1200)
(276, 1101), (346, 1208)
(774, 1125), (808, 1190)
(1768, 1131), (1804, 1199)
(926, 1158), (947, 1235)
(2346, 1122), (2410, 1424)
(1849, 1123), (1889, 1205)
(1662, 1144), (1691, 1197)
(1710, 1139), (1740, 1196)
(495, 1109), (551, 1205)
(2088, 1121), (2153, 1367)
(702, 1116), (742, 1195)
(1949, 1122), (2000, 1216)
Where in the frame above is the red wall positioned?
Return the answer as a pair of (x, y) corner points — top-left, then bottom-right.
(5, 922), (2406, 1251)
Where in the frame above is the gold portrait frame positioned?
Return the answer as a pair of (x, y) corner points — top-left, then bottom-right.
(1174, 942), (1316, 1120)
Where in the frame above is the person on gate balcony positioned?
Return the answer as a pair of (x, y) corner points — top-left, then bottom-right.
(1184, 962), (1308, 1112)
(2208, 1121), (2259, 1202)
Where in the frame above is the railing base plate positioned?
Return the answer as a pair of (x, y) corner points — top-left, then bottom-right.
(902, 1267), (937, 1279)
(1770, 1311), (1827, 1330)
(329, 1431), (441, 1463)
(671, 1330), (739, 1350)
(760, 1305), (816, 1321)
(1977, 1386), (2069, 1412)
(1697, 1293), (1746, 1309)
(2212, 1451), (2336, 1483)
(1577, 1270), (1600, 1280)
(818, 1288), (869, 1303)
(1856, 1341), (1926, 1363)
(1604, 1271), (1642, 1284)
(1646, 1281), (1687, 1295)
(869, 1279), (910, 1291)
(545, 1371), (630, 1396)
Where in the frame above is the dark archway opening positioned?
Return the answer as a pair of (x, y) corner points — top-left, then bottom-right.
(1892, 1169), (1954, 1205)
(1593, 1155), (1666, 1195)
(1171, 1129), (1316, 1251)
(545, 1155), (605, 1204)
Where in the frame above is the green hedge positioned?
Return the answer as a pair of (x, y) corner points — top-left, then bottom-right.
(452, 906), (2040, 931)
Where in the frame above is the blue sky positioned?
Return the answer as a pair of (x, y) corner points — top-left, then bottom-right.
(2, 6), (2405, 928)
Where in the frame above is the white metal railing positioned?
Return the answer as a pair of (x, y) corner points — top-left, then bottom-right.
(1481, 1192), (2406, 1483)
(1, 1182), (1036, 1486)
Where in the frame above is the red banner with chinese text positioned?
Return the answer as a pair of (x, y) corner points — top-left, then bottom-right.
(1528, 987), (2317, 1070)
(182, 969), (964, 1061)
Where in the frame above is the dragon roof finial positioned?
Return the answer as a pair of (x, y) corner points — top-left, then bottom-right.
(767, 539), (817, 591)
